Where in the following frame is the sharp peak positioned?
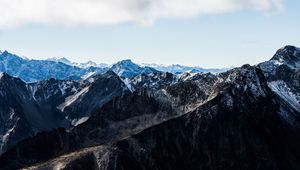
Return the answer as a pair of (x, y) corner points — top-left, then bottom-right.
(47, 56), (71, 61)
(277, 45), (299, 53)
(58, 57), (69, 60)
(0, 50), (22, 56)
(275, 45), (299, 55)
(280, 45), (299, 50)
(0, 50), (22, 58)
(85, 60), (96, 63)
(121, 59), (133, 62)
(1, 50), (11, 55)
(271, 45), (300, 62)
(0, 72), (19, 81)
(117, 59), (137, 64)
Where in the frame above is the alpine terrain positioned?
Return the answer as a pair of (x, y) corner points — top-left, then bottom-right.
(0, 46), (300, 170)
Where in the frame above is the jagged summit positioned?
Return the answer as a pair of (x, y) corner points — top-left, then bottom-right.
(0, 51), (106, 82)
(75, 60), (107, 68)
(1, 51), (228, 82)
(271, 45), (300, 67)
(259, 45), (300, 76)
(142, 63), (229, 74)
(111, 59), (157, 78)
(47, 57), (108, 69)
(47, 57), (72, 65)
(0, 72), (22, 82)
(113, 59), (139, 69)
(117, 59), (134, 64)
(0, 50), (8, 55)
(0, 50), (20, 59)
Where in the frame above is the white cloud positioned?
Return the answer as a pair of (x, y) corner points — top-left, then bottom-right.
(0, 0), (284, 28)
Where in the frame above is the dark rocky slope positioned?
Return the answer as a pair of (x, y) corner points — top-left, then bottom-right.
(0, 88), (176, 169)
(1, 46), (300, 170)
(102, 67), (300, 170)
(9, 64), (300, 170)
(2, 64), (300, 170)
(0, 71), (131, 155)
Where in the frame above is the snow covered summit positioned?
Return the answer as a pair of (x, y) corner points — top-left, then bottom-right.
(111, 59), (158, 78)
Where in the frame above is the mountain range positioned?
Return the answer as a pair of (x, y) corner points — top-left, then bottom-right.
(0, 50), (228, 83)
(0, 46), (300, 169)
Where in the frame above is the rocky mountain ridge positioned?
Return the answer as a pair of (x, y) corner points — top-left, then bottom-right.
(0, 51), (228, 83)
(0, 46), (300, 170)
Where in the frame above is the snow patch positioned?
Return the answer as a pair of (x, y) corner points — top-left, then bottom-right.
(58, 82), (68, 95)
(273, 59), (284, 66)
(0, 117), (19, 152)
(58, 86), (90, 111)
(71, 86), (77, 93)
(121, 78), (134, 92)
(268, 81), (300, 112)
(82, 71), (96, 79)
(72, 117), (89, 126)
(53, 162), (66, 170)
(9, 108), (15, 120)
(27, 85), (38, 101)
(178, 72), (197, 81)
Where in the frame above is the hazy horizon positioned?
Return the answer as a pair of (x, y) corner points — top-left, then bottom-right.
(0, 46), (286, 69)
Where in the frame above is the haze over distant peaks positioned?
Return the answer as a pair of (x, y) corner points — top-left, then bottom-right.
(0, 50), (229, 82)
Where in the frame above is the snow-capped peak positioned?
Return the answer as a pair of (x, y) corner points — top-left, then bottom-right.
(47, 57), (108, 69)
(111, 59), (157, 78)
(271, 45), (300, 69)
(0, 50), (11, 56)
(115, 59), (136, 67)
(141, 63), (228, 74)
(47, 57), (72, 65)
(73, 61), (108, 68)
(259, 45), (300, 75)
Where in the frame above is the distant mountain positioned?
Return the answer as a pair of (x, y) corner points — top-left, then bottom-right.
(47, 57), (108, 69)
(142, 63), (229, 74)
(110, 59), (158, 78)
(0, 51), (107, 82)
(46, 57), (73, 65)
(74, 61), (108, 69)
(0, 50), (228, 83)
(47, 56), (229, 75)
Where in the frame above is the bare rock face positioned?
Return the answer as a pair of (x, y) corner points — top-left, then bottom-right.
(0, 73), (67, 155)
(0, 88), (176, 169)
(101, 67), (300, 170)
(1, 46), (300, 170)
(1, 63), (300, 170)
(0, 71), (131, 156)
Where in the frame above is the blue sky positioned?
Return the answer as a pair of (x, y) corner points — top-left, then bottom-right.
(0, 0), (299, 68)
